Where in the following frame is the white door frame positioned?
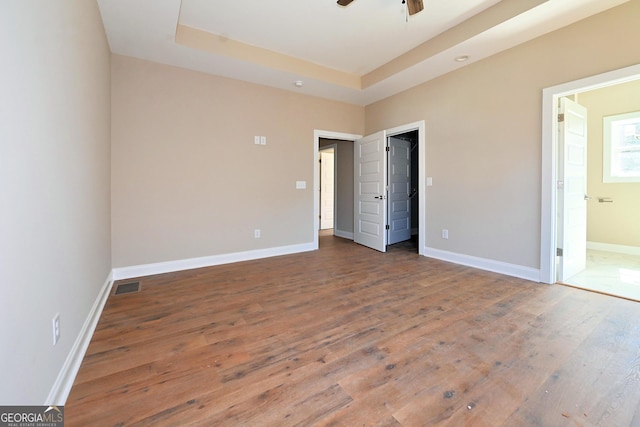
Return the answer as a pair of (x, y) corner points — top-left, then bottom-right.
(540, 64), (640, 284)
(314, 121), (425, 255)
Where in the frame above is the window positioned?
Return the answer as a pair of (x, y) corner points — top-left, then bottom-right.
(603, 111), (640, 183)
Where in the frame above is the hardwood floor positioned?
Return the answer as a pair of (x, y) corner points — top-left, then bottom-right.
(65, 235), (640, 426)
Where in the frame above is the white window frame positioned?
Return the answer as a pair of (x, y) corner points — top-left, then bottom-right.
(603, 110), (640, 183)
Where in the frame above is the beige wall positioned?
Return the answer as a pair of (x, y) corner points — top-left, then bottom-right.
(579, 80), (640, 247)
(0, 1), (111, 404)
(112, 55), (364, 267)
(320, 138), (355, 235)
(365, 1), (640, 269)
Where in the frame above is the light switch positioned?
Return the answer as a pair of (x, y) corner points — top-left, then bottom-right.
(254, 136), (261, 145)
(296, 181), (306, 189)
(260, 136), (267, 145)
(426, 177), (433, 186)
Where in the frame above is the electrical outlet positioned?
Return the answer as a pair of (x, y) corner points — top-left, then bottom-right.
(52, 314), (60, 346)
(254, 229), (261, 238)
(442, 229), (449, 239)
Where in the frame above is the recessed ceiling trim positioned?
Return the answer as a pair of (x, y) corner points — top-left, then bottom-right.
(362, 0), (549, 89)
(98, 0), (632, 106)
(175, 24), (362, 90)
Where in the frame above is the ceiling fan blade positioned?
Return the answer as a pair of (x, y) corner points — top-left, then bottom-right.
(337, 0), (354, 6)
(407, 0), (424, 15)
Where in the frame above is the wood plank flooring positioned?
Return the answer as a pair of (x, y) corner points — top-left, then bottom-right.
(65, 236), (640, 426)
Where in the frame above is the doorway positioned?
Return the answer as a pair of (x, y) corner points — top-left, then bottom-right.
(313, 122), (425, 256)
(556, 89), (640, 301)
(313, 130), (362, 251)
(540, 64), (640, 300)
(353, 122), (425, 255)
(319, 137), (356, 241)
(387, 130), (419, 252)
(319, 145), (336, 232)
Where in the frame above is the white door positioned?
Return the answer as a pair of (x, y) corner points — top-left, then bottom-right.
(558, 97), (588, 281)
(320, 149), (335, 229)
(387, 137), (411, 245)
(354, 131), (387, 252)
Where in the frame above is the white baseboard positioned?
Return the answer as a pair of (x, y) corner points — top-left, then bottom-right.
(46, 271), (113, 405)
(587, 241), (640, 256)
(334, 229), (354, 240)
(422, 246), (540, 282)
(112, 242), (316, 281)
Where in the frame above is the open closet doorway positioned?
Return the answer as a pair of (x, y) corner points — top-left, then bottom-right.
(387, 130), (420, 252)
(353, 121), (425, 255)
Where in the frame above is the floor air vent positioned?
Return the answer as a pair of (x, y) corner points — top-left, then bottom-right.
(114, 281), (140, 295)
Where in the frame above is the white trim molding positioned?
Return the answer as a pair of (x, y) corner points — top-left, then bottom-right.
(587, 241), (640, 256)
(46, 271), (113, 405)
(422, 246), (540, 282)
(112, 242), (316, 281)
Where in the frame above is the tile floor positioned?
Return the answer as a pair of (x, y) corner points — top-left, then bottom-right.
(563, 250), (640, 302)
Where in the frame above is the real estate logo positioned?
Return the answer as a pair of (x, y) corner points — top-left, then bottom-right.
(0, 406), (64, 427)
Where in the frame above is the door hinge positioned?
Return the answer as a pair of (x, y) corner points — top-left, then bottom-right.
(386, 224), (390, 230)
(386, 146), (390, 152)
(557, 248), (563, 256)
(558, 113), (565, 122)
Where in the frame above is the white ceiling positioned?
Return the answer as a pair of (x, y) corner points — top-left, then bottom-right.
(97, 0), (629, 106)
